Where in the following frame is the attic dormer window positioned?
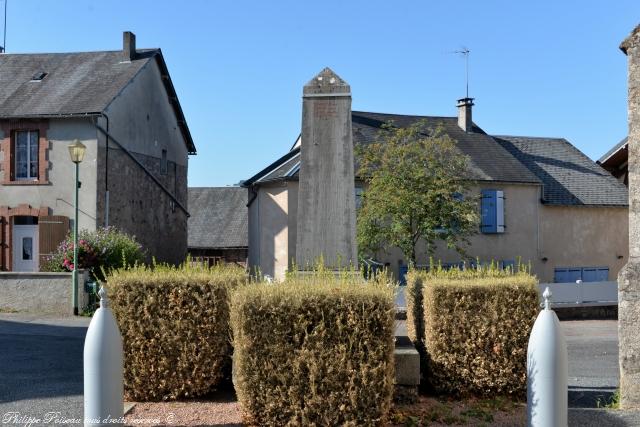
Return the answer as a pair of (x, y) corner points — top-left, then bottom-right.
(30, 72), (47, 82)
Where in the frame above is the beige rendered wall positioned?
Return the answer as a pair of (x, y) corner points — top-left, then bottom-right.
(249, 179), (628, 283)
(247, 182), (290, 280)
(374, 183), (541, 280)
(536, 205), (628, 282)
(0, 118), (99, 231)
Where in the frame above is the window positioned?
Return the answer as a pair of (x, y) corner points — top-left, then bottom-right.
(1, 121), (49, 185)
(161, 149), (168, 175)
(480, 189), (505, 234)
(30, 72), (47, 82)
(554, 267), (609, 283)
(14, 130), (39, 180)
(355, 186), (364, 209)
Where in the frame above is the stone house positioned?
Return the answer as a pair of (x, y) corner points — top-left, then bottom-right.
(244, 70), (628, 283)
(187, 187), (248, 267)
(0, 32), (195, 271)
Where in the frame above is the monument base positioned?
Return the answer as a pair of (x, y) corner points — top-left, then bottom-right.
(617, 259), (640, 409)
(293, 269), (362, 280)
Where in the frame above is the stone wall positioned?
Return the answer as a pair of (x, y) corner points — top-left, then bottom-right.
(619, 23), (640, 409)
(0, 271), (89, 316)
(97, 146), (188, 265)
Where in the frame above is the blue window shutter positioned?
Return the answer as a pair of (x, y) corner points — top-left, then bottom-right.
(399, 265), (409, 285)
(501, 259), (516, 271)
(554, 267), (582, 283)
(496, 190), (505, 233)
(554, 268), (568, 283)
(481, 190), (497, 233)
(596, 268), (609, 281)
(582, 268), (598, 282)
(583, 267), (609, 282)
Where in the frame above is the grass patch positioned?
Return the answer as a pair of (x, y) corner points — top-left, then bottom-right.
(391, 395), (523, 426)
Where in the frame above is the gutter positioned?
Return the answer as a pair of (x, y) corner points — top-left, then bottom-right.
(95, 124), (190, 217)
(247, 185), (258, 208)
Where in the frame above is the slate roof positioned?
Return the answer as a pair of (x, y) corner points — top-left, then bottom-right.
(244, 112), (541, 186)
(188, 187), (248, 249)
(245, 111), (628, 207)
(493, 136), (628, 206)
(351, 112), (540, 183)
(0, 49), (196, 153)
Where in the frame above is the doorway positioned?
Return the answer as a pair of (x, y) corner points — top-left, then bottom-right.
(12, 218), (39, 272)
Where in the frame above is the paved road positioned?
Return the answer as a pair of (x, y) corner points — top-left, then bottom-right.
(0, 314), (89, 425)
(561, 320), (619, 408)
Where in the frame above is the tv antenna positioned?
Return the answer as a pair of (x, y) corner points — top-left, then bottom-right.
(453, 47), (470, 98)
(1, 0), (6, 53)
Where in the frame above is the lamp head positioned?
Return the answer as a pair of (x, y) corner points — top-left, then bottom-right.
(68, 140), (86, 163)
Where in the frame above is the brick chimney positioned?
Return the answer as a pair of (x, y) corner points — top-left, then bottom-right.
(123, 31), (136, 61)
(457, 97), (475, 132)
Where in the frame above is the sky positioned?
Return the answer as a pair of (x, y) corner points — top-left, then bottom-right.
(3, 0), (640, 187)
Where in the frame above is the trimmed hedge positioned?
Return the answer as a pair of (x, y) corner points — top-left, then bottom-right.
(407, 266), (538, 397)
(231, 274), (396, 426)
(108, 264), (247, 401)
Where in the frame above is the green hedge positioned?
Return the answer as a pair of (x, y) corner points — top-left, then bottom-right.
(231, 275), (395, 426)
(108, 264), (247, 401)
(407, 266), (538, 397)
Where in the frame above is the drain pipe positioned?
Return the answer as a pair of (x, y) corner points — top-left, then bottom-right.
(99, 113), (110, 227)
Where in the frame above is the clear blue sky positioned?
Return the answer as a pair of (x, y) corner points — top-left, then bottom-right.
(4, 1), (640, 186)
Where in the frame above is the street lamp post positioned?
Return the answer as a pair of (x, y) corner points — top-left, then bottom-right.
(68, 140), (86, 316)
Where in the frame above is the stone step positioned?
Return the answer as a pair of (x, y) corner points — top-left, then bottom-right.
(394, 335), (420, 403)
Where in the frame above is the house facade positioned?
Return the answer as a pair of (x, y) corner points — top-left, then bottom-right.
(244, 73), (628, 283)
(187, 187), (248, 267)
(0, 32), (195, 271)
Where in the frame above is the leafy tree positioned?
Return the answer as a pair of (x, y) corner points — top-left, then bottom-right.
(356, 121), (478, 266)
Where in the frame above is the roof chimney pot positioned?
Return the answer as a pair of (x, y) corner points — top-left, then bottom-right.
(457, 97), (474, 132)
(123, 31), (136, 61)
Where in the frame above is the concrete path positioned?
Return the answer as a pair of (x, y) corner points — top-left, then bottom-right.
(0, 313), (90, 424)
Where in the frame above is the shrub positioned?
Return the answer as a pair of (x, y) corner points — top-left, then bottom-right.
(41, 227), (145, 281)
(231, 274), (396, 426)
(407, 263), (538, 397)
(108, 263), (247, 401)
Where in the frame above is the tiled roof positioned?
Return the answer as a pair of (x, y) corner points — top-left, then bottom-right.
(0, 49), (196, 153)
(493, 136), (628, 206)
(188, 187), (248, 249)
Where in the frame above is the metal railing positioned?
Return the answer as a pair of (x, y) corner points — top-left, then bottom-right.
(538, 281), (617, 307)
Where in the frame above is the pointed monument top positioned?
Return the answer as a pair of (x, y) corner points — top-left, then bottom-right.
(543, 286), (552, 310)
(621, 24), (640, 55)
(98, 285), (109, 308)
(303, 67), (351, 96)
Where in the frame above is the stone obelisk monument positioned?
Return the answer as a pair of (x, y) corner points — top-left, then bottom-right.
(296, 68), (357, 270)
(619, 24), (640, 409)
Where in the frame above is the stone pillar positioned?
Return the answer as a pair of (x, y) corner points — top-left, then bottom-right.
(619, 24), (640, 409)
(295, 68), (357, 269)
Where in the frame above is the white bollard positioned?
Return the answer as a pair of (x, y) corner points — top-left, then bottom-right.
(527, 287), (568, 427)
(83, 286), (124, 427)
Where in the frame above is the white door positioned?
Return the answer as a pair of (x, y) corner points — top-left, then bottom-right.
(12, 225), (39, 272)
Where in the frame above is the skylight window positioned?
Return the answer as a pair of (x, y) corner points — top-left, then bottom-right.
(30, 72), (47, 82)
